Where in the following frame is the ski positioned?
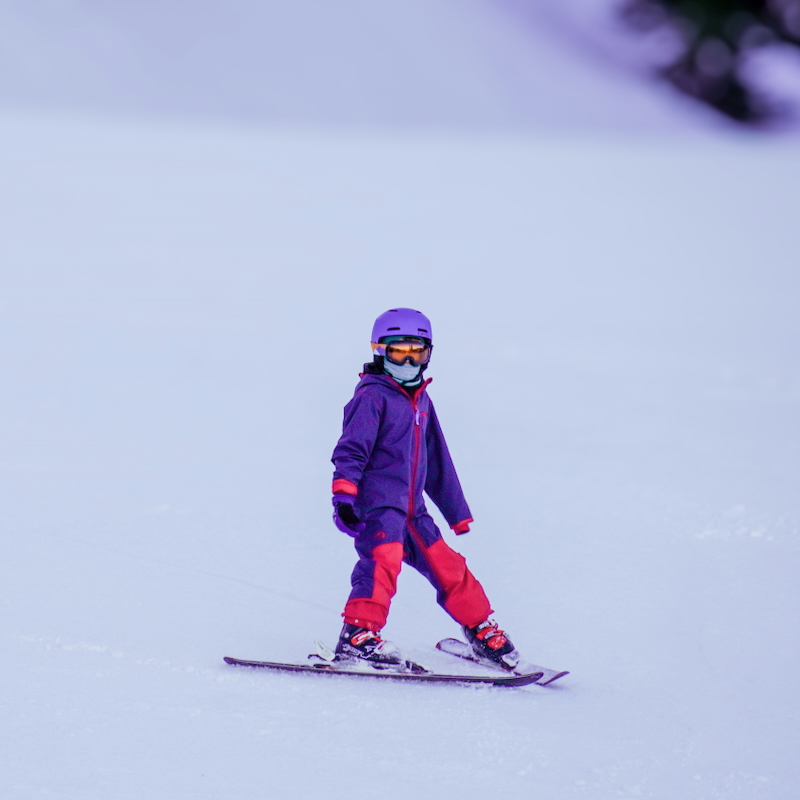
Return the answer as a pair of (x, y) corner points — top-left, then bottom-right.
(223, 656), (544, 687)
(436, 638), (569, 686)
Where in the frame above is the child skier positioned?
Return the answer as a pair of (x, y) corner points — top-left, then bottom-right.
(330, 307), (519, 670)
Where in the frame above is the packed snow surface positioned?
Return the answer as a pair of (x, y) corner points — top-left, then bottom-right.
(2, 110), (799, 798)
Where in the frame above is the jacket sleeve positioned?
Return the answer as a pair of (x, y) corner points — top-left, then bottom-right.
(424, 401), (473, 531)
(331, 388), (382, 493)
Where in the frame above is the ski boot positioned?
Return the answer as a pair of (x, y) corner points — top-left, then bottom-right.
(463, 619), (520, 671)
(334, 623), (403, 668)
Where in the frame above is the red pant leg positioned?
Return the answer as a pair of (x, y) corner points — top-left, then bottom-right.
(343, 541), (403, 631)
(342, 509), (406, 631)
(405, 514), (492, 628)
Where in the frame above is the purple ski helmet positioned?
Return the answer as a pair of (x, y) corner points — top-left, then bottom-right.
(370, 308), (433, 357)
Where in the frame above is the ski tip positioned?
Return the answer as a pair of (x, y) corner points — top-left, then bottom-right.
(496, 672), (545, 687)
(435, 637), (463, 651)
(538, 670), (569, 686)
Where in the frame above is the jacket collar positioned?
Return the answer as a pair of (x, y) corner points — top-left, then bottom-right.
(358, 372), (432, 399)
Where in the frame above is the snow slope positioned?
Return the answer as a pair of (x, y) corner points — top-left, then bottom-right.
(1, 109), (799, 798)
(0, 0), (727, 133)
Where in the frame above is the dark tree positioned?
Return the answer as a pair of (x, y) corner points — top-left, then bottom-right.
(623, 0), (800, 122)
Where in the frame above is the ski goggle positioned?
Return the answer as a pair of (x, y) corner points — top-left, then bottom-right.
(371, 337), (432, 366)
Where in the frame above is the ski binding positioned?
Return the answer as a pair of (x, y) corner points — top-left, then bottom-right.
(436, 637), (569, 686)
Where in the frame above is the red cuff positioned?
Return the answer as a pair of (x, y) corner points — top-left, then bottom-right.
(332, 479), (358, 496)
(451, 518), (473, 535)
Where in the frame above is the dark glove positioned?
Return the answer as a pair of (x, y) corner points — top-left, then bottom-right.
(332, 494), (365, 536)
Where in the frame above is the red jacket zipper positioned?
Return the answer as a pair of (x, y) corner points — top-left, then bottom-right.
(408, 398), (422, 519)
(380, 375), (431, 521)
(405, 379), (430, 520)
(379, 377), (450, 589)
(405, 385), (428, 563)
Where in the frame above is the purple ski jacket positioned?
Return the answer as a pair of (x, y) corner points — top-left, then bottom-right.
(331, 373), (472, 532)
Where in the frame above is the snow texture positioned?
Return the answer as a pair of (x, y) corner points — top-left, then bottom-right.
(1, 3), (799, 798)
(2, 108), (798, 800)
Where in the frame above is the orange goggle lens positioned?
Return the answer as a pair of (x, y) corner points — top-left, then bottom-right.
(383, 340), (431, 366)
